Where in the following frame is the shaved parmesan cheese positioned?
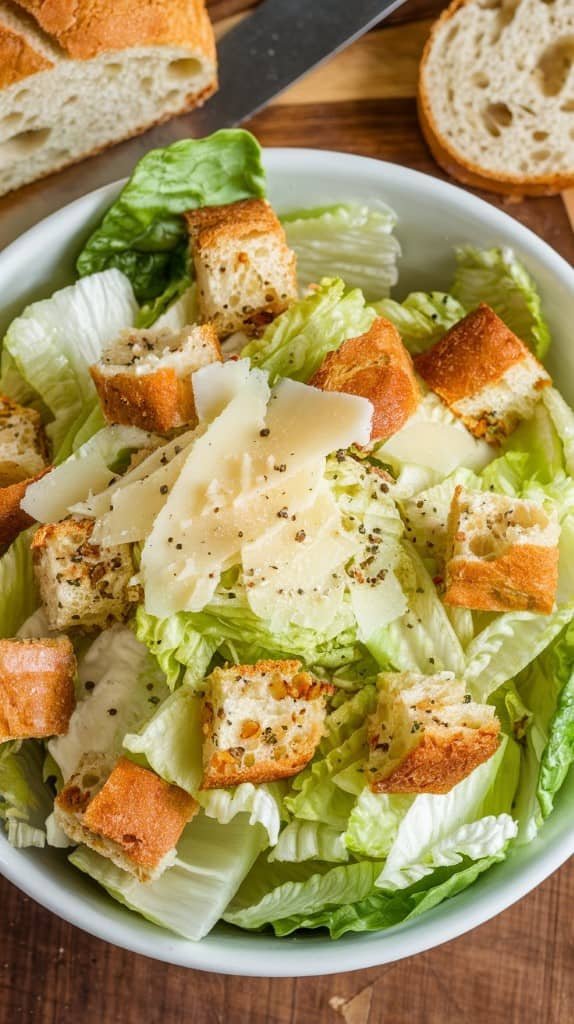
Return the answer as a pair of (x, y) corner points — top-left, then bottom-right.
(380, 393), (493, 475)
(21, 426), (156, 523)
(192, 358), (253, 424)
(243, 484), (357, 630)
(350, 569), (407, 641)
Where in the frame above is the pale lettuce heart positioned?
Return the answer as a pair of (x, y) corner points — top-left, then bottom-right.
(0, 528), (38, 639)
(269, 819), (349, 863)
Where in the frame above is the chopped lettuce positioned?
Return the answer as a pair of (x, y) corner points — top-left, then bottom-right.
(451, 245), (551, 357)
(269, 820), (349, 863)
(344, 790), (414, 859)
(243, 278), (376, 384)
(0, 740), (53, 847)
(2, 270), (137, 457)
(70, 812), (266, 940)
(374, 291), (466, 354)
(283, 202), (400, 300)
(0, 529), (38, 638)
(76, 130), (266, 302)
(198, 784), (284, 847)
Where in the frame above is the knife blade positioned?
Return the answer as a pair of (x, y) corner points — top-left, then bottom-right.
(0, 0), (405, 248)
(192, 0), (407, 132)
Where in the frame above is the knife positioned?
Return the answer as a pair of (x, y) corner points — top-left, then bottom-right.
(0, 0), (405, 248)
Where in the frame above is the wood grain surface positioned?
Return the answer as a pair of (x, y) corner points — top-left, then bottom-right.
(1, 1), (573, 1021)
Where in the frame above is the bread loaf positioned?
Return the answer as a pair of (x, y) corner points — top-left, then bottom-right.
(0, 0), (217, 197)
(418, 0), (574, 196)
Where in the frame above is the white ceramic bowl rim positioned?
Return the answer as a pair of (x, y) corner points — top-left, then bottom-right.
(0, 148), (573, 976)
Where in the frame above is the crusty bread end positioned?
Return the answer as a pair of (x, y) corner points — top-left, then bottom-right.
(0, 636), (76, 743)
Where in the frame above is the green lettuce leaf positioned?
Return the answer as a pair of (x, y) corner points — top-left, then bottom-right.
(451, 245), (551, 357)
(134, 606), (218, 689)
(543, 387), (574, 477)
(0, 740), (53, 847)
(269, 820), (349, 863)
(374, 292), (466, 354)
(70, 811), (266, 940)
(243, 277), (376, 384)
(76, 130), (266, 302)
(136, 275), (192, 329)
(197, 783), (285, 847)
(0, 528), (38, 638)
(344, 789), (413, 859)
(224, 859), (383, 931)
(282, 202), (400, 300)
(2, 269), (137, 457)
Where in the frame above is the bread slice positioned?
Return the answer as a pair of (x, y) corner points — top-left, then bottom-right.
(31, 517), (139, 632)
(309, 317), (419, 441)
(367, 671), (500, 794)
(0, 394), (48, 487)
(0, 635), (76, 742)
(90, 323), (221, 434)
(55, 754), (197, 882)
(0, 0), (216, 197)
(0, 466), (50, 551)
(201, 660), (334, 789)
(185, 199), (298, 339)
(418, 0), (574, 197)
(444, 486), (559, 613)
(414, 304), (550, 443)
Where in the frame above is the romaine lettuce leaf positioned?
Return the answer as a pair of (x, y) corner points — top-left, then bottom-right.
(282, 201), (400, 300)
(243, 277), (376, 384)
(269, 820), (349, 863)
(374, 292), (466, 354)
(543, 388), (574, 477)
(0, 740), (53, 847)
(0, 528), (38, 638)
(344, 789), (413, 858)
(2, 270), (137, 457)
(70, 812), (266, 940)
(76, 130), (266, 302)
(451, 245), (551, 357)
(197, 783), (285, 847)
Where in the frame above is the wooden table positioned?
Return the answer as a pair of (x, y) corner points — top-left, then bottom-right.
(1, 2), (573, 1021)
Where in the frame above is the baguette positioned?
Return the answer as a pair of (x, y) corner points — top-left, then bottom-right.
(418, 0), (574, 197)
(0, 0), (217, 197)
(0, 635), (76, 743)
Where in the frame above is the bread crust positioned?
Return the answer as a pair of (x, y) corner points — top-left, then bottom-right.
(0, 467), (51, 551)
(186, 199), (286, 252)
(370, 725), (500, 794)
(201, 741), (322, 789)
(0, 636), (76, 742)
(0, 16), (52, 88)
(310, 317), (419, 441)
(13, 0), (216, 63)
(415, 304), (539, 405)
(0, 395), (49, 487)
(445, 543), (559, 613)
(91, 365), (195, 434)
(417, 0), (574, 198)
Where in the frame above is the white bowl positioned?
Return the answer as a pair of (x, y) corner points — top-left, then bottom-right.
(1, 149), (573, 976)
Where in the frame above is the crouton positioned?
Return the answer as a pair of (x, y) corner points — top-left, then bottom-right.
(0, 395), (48, 487)
(90, 323), (221, 433)
(55, 755), (197, 883)
(367, 671), (500, 794)
(0, 468), (51, 552)
(0, 636), (76, 743)
(310, 317), (420, 441)
(444, 486), (559, 614)
(201, 659), (334, 788)
(185, 198), (298, 338)
(31, 517), (138, 632)
(414, 305), (550, 443)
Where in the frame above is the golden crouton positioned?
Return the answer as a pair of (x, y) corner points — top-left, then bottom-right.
(185, 198), (298, 338)
(90, 323), (221, 434)
(55, 755), (197, 883)
(0, 395), (48, 487)
(414, 304), (550, 443)
(444, 486), (559, 613)
(0, 636), (76, 743)
(31, 517), (138, 632)
(310, 317), (420, 440)
(201, 659), (334, 789)
(367, 671), (500, 794)
(0, 468), (51, 552)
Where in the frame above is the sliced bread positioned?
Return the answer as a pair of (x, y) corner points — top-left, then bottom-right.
(418, 0), (574, 196)
(0, 0), (217, 197)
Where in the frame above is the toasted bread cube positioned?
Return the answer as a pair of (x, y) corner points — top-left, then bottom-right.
(185, 199), (298, 338)
(201, 659), (334, 788)
(444, 487), (559, 613)
(31, 517), (138, 632)
(310, 317), (420, 441)
(367, 671), (500, 794)
(90, 323), (221, 434)
(55, 755), (197, 883)
(0, 395), (48, 487)
(0, 468), (51, 552)
(414, 305), (550, 443)
(0, 636), (76, 743)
